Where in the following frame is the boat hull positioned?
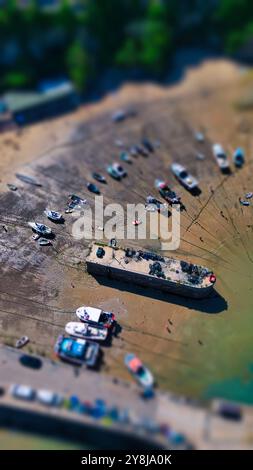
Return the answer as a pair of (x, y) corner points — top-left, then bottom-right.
(86, 261), (214, 299)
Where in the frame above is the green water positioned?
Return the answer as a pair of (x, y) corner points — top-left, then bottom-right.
(178, 239), (253, 404)
(0, 428), (87, 450)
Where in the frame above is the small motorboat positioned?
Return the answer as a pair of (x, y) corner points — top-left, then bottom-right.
(87, 182), (100, 194)
(16, 336), (29, 349)
(65, 322), (108, 342)
(239, 198), (250, 206)
(28, 222), (52, 236)
(233, 148), (245, 168)
(107, 165), (121, 180)
(124, 353), (154, 389)
(39, 238), (52, 246)
(44, 209), (63, 222)
(92, 172), (107, 184)
(142, 138), (154, 153)
(194, 131), (205, 143)
(155, 180), (181, 205)
(76, 306), (115, 329)
(212, 144), (230, 171)
(120, 152), (132, 164)
(66, 194), (87, 212)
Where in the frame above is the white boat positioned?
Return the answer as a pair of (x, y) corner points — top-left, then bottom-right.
(65, 322), (108, 341)
(28, 222), (52, 236)
(212, 144), (230, 171)
(44, 209), (63, 222)
(76, 306), (115, 329)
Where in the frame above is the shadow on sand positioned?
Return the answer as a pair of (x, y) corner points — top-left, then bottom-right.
(93, 276), (227, 315)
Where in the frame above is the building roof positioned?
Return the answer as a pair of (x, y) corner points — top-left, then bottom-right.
(4, 82), (77, 113)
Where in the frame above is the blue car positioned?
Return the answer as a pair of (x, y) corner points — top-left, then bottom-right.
(54, 335), (100, 367)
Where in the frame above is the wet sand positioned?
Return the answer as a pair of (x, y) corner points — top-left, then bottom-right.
(1, 58), (253, 403)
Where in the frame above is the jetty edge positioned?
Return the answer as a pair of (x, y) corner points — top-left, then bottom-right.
(86, 242), (216, 299)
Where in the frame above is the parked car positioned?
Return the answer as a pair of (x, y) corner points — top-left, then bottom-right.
(87, 182), (100, 194)
(10, 384), (35, 401)
(124, 353), (154, 388)
(19, 354), (42, 370)
(212, 144), (230, 171)
(92, 172), (106, 184)
(171, 163), (199, 191)
(54, 335), (100, 367)
(36, 389), (63, 407)
(233, 148), (245, 168)
(215, 401), (242, 421)
(76, 306), (115, 329)
(65, 321), (108, 342)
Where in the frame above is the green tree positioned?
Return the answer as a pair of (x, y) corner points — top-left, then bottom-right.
(116, 0), (172, 75)
(66, 40), (91, 91)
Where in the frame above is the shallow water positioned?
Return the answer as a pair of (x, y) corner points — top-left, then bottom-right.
(169, 239), (253, 404)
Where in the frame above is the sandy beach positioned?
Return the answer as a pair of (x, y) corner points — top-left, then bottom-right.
(1, 57), (253, 404)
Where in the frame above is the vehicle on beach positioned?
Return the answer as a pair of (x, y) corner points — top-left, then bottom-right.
(65, 321), (108, 342)
(28, 222), (52, 236)
(15, 336), (29, 349)
(76, 306), (115, 329)
(125, 353), (154, 388)
(87, 182), (100, 194)
(92, 172), (106, 183)
(212, 144), (230, 171)
(233, 148), (245, 168)
(155, 180), (181, 204)
(171, 163), (199, 191)
(54, 335), (100, 367)
(44, 209), (63, 222)
(10, 384), (35, 401)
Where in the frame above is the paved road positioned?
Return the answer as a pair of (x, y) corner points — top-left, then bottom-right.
(0, 345), (158, 418)
(1, 345), (253, 449)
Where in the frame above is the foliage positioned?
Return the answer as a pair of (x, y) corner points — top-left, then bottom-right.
(1, 0), (253, 94)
